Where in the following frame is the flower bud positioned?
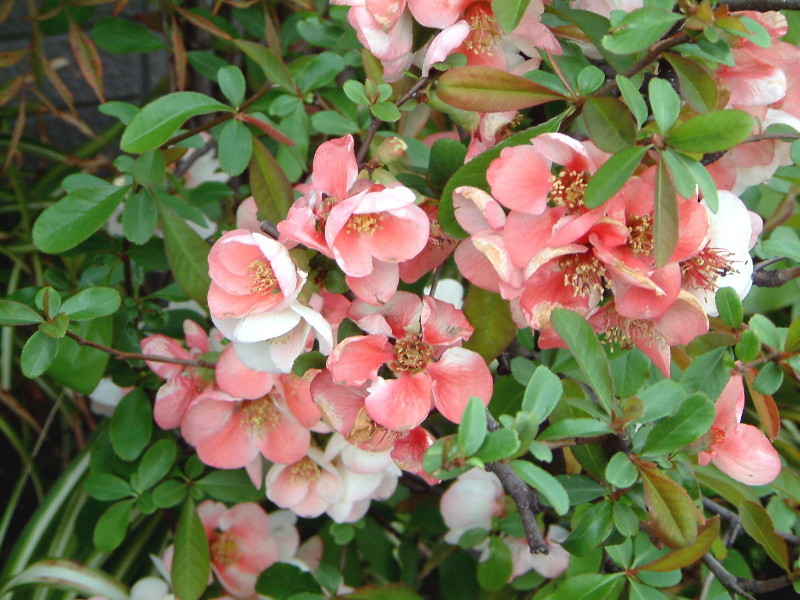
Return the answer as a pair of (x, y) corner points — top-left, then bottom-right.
(375, 136), (407, 165)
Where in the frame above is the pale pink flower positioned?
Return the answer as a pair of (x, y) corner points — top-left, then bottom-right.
(197, 501), (282, 599)
(266, 447), (345, 518)
(235, 196), (261, 233)
(569, 0), (642, 17)
(505, 526), (570, 579)
(698, 373), (781, 486)
(440, 468), (504, 545)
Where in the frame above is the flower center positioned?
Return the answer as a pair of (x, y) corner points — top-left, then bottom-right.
(549, 170), (588, 210)
(210, 531), (241, 567)
(240, 396), (281, 438)
(464, 3), (501, 56)
(627, 214), (654, 255)
(314, 193), (339, 233)
(248, 259), (279, 294)
(602, 313), (655, 350)
(347, 213), (383, 234)
(391, 333), (434, 373)
(290, 456), (321, 484)
(681, 247), (736, 291)
(559, 254), (608, 298)
(348, 406), (387, 444)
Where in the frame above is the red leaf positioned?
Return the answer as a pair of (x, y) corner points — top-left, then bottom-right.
(744, 367), (780, 440)
(68, 17), (105, 103)
(437, 66), (564, 112)
(175, 7), (233, 40)
(171, 16), (187, 91)
(239, 114), (295, 147)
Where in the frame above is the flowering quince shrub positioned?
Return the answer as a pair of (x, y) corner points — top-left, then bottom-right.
(5, 1), (800, 600)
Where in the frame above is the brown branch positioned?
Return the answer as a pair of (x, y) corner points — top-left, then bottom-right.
(356, 75), (432, 166)
(720, 0), (800, 10)
(703, 498), (800, 546)
(752, 265), (800, 287)
(259, 220), (280, 239)
(745, 132), (800, 144)
(65, 330), (216, 369)
(702, 554), (758, 600)
(485, 410), (548, 555)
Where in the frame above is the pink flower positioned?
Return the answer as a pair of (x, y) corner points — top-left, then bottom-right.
(505, 527), (570, 580)
(328, 292), (493, 430)
(440, 468), (504, 545)
(698, 373), (781, 486)
(266, 447), (345, 519)
(197, 501), (283, 598)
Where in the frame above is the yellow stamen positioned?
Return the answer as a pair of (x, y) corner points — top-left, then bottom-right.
(347, 213), (383, 234)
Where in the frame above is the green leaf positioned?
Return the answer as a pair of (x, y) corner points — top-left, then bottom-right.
(641, 392), (715, 456)
(256, 563), (322, 599)
(510, 460), (570, 515)
(370, 101), (401, 122)
(602, 8), (682, 55)
(636, 515), (720, 572)
(84, 473), (134, 501)
(580, 97), (636, 153)
(157, 201), (211, 305)
(121, 92), (232, 153)
(347, 584), (423, 600)
(476, 428), (520, 462)
(99, 101), (138, 125)
(437, 66), (564, 112)
(292, 351), (328, 376)
(785, 315), (800, 352)
(343, 80), (368, 104)
(736, 329), (760, 362)
(21, 331), (58, 378)
(458, 397), (488, 457)
(61, 287), (120, 321)
(173, 498), (210, 600)
(250, 137), (293, 224)
(33, 187), (127, 254)
(311, 111), (359, 136)
(562, 500), (615, 556)
(653, 155), (678, 268)
(462, 287), (516, 363)
(584, 145), (649, 208)
(540, 418), (613, 440)
(550, 308), (615, 413)
(680, 347), (729, 401)
(616, 75), (648, 126)
(132, 150), (166, 187)
(195, 468), (263, 502)
(738, 501), (790, 571)
(38, 313), (69, 339)
(665, 53), (718, 113)
(122, 191), (158, 245)
(91, 17), (164, 54)
(136, 438), (178, 492)
(649, 78), (681, 134)
(715, 287), (743, 328)
(0, 560), (130, 600)
(477, 537), (513, 591)
(674, 152), (718, 211)
(753, 362), (783, 395)
(577, 66), (605, 95)
(637, 462), (699, 548)
(0, 300), (42, 325)
(109, 389), (153, 461)
(235, 39), (295, 92)
(661, 148), (697, 200)
(605, 452), (637, 488)
(217, 65), (246, 107)
(152, 480), (188, 508)
(429, 138), (467, 192)
(218, 119), (253, 177)
(46, 317), (111, 394)
(694, 464), (759, 507)
(492, 0), (531, 31)
(522, 365), (563, 425)
(666, 110), (755, 154)
(627, 580), (669, 600)
(93, 499), (133, 552)
(545, 573), (625, 600)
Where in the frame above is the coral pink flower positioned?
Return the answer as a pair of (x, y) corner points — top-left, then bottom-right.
(215, 345), (274, 399)
(698, 373), (781, 486)
(266, 447), (345, 518)
(208, 229), (306, 321)
(197, 501), (281, 599)
(329, 292), (493, 430)
(505, 527), (570, 579)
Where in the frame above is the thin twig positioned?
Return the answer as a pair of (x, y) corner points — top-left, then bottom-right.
(745, 131), (800, 144)
(720, 0), (800, 10)
(752, 265), (800, 287)
(259, 220), (280, 239)
(64, 330), (216, 369)
(701, 554), (757, 600)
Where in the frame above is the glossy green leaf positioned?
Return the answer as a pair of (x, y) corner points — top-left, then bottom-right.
(562, 500), (615, 556)
(638, 462), (699, 548)
(458, 397), (488, 457)
(38, 313), (69, 339)
(785, 315), (800, 352)
(173, 498), (210, 600)
(580, 97), (636, 153)
(218, 119), (253, 176)
(550, 309), (615, 413)
(665, 53), (718, 113)
(292, 351), (327, 376)
(605, 452), (637, 488)
(46, 317), (111, 394)
(636, 516), (720, 572)
(666, 110), (754, 154)
(121, 92), (231, 153)
(753, 362), (783, 395)
(602, 8), (682, 55)
(437, 66), (564, 112)
(132, 150), (165, 187)
(577, 66), (605, 94)
(152, 480), (188, 508)
(649, 78), (680, 134)
(93, 499), (133, 551)
(492, 0), (531, 31)
(122, 191), (157, 244)
(736, 329), (760, 362)
(546, 573), (625, 600)
(92, 17), (164, 54)
(641, 392), (715, 456)
(217, 65), (246, 106)
(370, 101), (401, 122)
(522, 365), (563, 425)
(136, 438), (178, 492)
(462, 286), (517, 363)
(475, 429), (520, 462)
(250, 137), (293, 225)
(714, 287), (743, 328)
(680, 347), (729, 401)
(477, 537), (513, 591)
(33, 187), (127, 254)
(109, 389), (153, 461)
(61, 287), (120, 321)
(0, 300), (42, 325)
(157, 201), (211, 305)
(628, 579), (669, 600)
(653, 156), (678, 268)
(256, 563), (322, 599)
(674, 152), (718, 211)
(235, 39), (295, 92)
(429, 138), (467, 192)
(616, 75), (648, 126)
(510, 460), (570, 515)
(739, 501), (790, 571)
(21, 331), (58, 378)
(195, 468), (263, 502)
(661, 148), (697, 200)
(584, 145), (649, 208)
(84, 473), (134, 501)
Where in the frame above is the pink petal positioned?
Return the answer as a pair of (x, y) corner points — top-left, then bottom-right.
(365, 373), (433, 430)
(216, 346), (275, 399)
(452, 186), (507, 233)
(346, 261), (400, 305)
(427, 347), (493, 423)
(487, 145), (552, 214)
(713, 424), (782, 486)
(328, 335), (394, 385)
(421, 296), (474, 346)
(311, 135), (358, 199)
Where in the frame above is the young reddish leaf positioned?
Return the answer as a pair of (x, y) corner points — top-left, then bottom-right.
(68, 17), (105, 103)
(0, 49), (26, 68)
(637, 461), (700, 549)
(36, 44), (77, 117)
(580, 97), (636, 153)
(437, 66), (564, 112)
(462, 286), (517, 363)
(653, 156), (678, 268)
(171, 16), (187, 91)
(636, 516), (720, 572)
(665, 53), (718, 113)
(240, 114), (295, 146)
(738, 501), (790, 571)
(175, 7), (233, 40)
(743, 368), (780, 440)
